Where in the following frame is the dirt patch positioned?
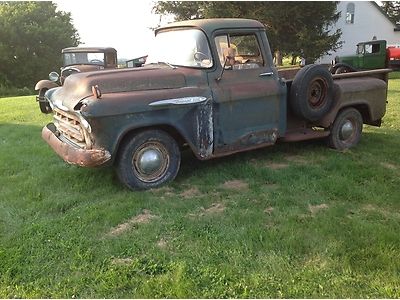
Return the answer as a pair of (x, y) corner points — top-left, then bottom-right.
(204, 203), (226, 214)
(266, 162), (289, 170)
(111, 258), (133, 266)
(156, 238), (168, 249)
(180, 187), (201, 198)
(309, 204), (329, 216)
(380, 162), (398, 170)
(285, 155), (309, 165)
(151, 186), (175, 197)
(106, 209), (156, 237)
(188, 202), (226, 218)
(362, 204), (400, 219)
(221, 180), (249, 191)
(264, 207), (274, 214)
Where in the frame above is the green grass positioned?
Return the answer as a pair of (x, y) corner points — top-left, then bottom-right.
(1, 75), (400, 298)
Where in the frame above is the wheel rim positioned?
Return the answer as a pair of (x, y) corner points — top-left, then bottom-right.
(132, 141), (170, 183)
(308, 77), (328, 108)
(339, 118), (358, 144)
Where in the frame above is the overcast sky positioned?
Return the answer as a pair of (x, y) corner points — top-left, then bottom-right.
(54, 0), (174, 59)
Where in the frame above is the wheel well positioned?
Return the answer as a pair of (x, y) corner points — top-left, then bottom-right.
(115, 125), (187, 158)
(341, 104), (371, 123)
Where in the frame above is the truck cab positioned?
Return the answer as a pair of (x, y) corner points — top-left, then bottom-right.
(332, 40), (387, 73)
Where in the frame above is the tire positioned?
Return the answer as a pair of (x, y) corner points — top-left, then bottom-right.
(116, 130), (181, 190)
(290, 64), (334, 122)
(334, 66), (347, 74)
(38, 88), (53, 114)
(328, 108), (363, 150)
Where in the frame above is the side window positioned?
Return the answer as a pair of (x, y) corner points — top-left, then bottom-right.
(214, 33), (264, 70)
(346, 3), (355, 24)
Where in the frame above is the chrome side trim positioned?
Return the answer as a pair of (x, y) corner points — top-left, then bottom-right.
(149, 96), (208, 107)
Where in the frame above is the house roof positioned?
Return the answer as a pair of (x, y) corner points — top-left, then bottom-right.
(370, 1), (400, 31)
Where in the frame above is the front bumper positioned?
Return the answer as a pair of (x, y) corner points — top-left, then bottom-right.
(42, 123), (111, 167)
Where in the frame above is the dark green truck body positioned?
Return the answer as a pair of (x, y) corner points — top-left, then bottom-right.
(40, 18), (390, 190)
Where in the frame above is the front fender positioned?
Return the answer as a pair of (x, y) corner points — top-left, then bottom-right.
(35, 80), (59, 91)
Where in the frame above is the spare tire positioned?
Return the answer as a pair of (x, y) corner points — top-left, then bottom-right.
(290, 64), (334, 122)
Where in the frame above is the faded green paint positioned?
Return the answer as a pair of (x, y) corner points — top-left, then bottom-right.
(337, 40), (387, 70)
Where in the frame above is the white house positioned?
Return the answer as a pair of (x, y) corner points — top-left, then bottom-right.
(318, 1), (400, 64)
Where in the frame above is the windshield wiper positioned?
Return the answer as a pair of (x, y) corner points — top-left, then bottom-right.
(147, 62), (177, 69)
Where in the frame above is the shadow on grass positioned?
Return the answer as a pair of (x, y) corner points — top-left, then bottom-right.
(1, 123), (398, 195)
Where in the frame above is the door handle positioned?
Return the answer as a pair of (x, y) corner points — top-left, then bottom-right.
(259, 72), (274, 77)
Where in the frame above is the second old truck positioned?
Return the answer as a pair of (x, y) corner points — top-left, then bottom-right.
(41, 19), (391, 190)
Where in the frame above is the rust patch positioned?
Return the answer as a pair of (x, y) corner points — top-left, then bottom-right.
(309, 204), (329, 215)
(106, 209), (156, 237)
(111, 258), (133, 266)
(221, 180), (249, 191)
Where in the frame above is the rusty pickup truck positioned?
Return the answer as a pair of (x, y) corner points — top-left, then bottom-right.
(41, 18), (390, 190)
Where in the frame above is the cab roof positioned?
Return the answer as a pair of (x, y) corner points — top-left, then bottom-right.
(156, 18), (265, 36)
(62, 47), (117, 54)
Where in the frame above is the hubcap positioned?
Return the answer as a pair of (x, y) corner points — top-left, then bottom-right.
(340, 120), (354, 141)
(133, 142), (169, 183)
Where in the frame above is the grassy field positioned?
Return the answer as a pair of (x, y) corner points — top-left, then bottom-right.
(1, 75), (400, 298)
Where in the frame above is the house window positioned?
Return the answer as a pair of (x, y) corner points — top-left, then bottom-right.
(346, 3), (355, 24)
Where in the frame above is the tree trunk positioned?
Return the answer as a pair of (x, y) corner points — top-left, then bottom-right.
(274, 50), (283, 66)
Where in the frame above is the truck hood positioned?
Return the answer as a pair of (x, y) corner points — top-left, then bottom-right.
(46, 66), (187, 111)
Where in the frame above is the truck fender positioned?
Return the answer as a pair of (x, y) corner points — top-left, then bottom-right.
(330, 63), (358, 74)
(35, 80), (58, 91)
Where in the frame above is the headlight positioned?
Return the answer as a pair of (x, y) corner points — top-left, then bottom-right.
(49, 71), (60, 82)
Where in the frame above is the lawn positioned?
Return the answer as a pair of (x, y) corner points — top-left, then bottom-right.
(0, 75), (400, 298)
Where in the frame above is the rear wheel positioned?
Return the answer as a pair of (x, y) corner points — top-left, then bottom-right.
(116, 130), (181, 190)
(328, 108), (363, 150)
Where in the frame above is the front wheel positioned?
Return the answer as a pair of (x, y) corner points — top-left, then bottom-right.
(328, 108), (363, 150)
(116, 130), (181, 190)
(38, 88), (53, 114)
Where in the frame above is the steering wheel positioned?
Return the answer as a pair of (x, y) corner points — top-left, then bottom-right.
(90, 59), (103, 64)
(194, 51), (210, 62)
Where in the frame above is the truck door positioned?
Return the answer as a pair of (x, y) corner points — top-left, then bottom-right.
(209, 31), (285, 155)
(363, 42), (386, 69)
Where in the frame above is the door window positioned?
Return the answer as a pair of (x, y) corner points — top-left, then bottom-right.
(215, 33), (264, 70)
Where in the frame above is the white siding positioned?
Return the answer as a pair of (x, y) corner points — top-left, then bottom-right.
(318, 1), (400, 64)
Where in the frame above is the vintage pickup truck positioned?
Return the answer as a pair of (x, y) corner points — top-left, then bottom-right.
(41, 19), (390, 190)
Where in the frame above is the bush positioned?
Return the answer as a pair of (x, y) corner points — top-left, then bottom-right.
(0, 84), (34, 98)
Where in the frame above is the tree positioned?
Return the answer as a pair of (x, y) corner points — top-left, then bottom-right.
(153, 1), (342, 64)
(380, 1), (400, 25)
(0, 2), (80, 89)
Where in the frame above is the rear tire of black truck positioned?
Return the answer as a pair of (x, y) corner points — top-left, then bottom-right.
(327, 108), (363, 151)
(290, 64), (334, 122)
(116, 130), (181, 190)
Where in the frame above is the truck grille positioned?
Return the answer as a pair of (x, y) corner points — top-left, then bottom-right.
(53, 108), (89, 148)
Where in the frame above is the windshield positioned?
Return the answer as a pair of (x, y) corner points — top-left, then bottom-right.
(63, 52), (105, 66)
(146, 29), (213, 68)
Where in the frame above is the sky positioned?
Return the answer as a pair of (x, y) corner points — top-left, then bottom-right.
(54, 0), (174, 59)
